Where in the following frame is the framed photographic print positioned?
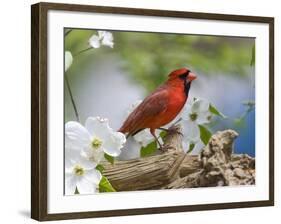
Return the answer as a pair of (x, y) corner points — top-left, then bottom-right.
(31, 2), (274, 221)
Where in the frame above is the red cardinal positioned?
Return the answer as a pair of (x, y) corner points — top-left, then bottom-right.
(118, 68), (197, 148)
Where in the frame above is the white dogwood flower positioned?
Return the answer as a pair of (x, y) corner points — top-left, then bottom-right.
(89, 31), (114, 49)
(65, 117), (126, 165)
(181, 98), (212, 142)
(134, 128), (162, 147)
(98, 31), (114, 48)
(89, 34), (101, 48)
(65, 51), (73, 71)
(65, 154), (102, 195)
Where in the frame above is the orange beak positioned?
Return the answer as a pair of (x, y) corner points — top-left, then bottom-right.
(188, 72), (197, 81)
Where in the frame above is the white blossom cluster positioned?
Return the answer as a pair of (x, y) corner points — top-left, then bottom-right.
(65, 117), (126, 195)
(65, 31), (114, 72)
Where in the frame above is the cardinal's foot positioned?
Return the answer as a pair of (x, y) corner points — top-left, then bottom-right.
(164, 128), (183, 136)
(158, 127), (183, 137)
(158, 145), (169, 152)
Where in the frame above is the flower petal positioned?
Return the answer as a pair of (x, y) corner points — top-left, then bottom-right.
(89, 35), (101, 48)
(181, 103), (192, 121)
(182, 140), (190, 153)
(77, 155), (97, 169)
(65, 134), (79, 151)
(118, 138), (141, 160)
(65, 51), (73, 72)
(85, 117), (112, 140)
(190, 140), (205, 155)
(76, 176), (97, 194)
(133, 129), (154, 147)
(197, 111), (212, 125)
(133, 129), (162, 147)
(65, 121), (91, 149)
(182, 120), (200, 142)
(97, 31), (106, 39)
(182, 140), (205, 154)
(82, 146), (104, 165)
(192, 98), (209, 113)
(84, 169), (102, 185)
(65, 174), (77, 195)
(65, 134), (83, 164)
(65, 149), (79, 170)
(101, 31), (114, 48)
(113, 132), (126, 149)
(103, 132), (126, 157)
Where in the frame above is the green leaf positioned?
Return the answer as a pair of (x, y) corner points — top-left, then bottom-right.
(96, 164), (105, 173)
(99, 176), (116, 192)
(199, 125), (212, 145)
(234, 118), (246, 128)
(186, 143), (195, 154)
(140, 141), (157, 157)
(159, 131), (167, 139)
(74, 187), (79, 194)
(209, 104), (226, 118)
(104, 153), (114, 164)
(140, 131), (166, 157)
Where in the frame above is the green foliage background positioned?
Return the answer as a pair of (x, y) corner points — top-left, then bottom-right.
(65, 29), (254, 93)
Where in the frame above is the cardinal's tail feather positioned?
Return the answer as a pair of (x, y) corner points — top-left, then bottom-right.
(118, 124), (129, 134)
(118, 124), (144, 139)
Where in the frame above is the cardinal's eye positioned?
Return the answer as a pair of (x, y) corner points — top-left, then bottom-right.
(179, 74), (187, 79)
(179, 70), (190, 80)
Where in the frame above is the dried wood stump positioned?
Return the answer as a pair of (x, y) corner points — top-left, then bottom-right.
(101, 126), (255, 191)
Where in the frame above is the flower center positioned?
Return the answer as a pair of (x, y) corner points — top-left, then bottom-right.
(207, 115), (212, 121)
(189, 113), (198, 121)
(91, 137), (103, 149)
(73, 165), (85, 176)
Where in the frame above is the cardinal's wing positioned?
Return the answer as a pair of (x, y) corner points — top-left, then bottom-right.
(119, 88), (168, 135)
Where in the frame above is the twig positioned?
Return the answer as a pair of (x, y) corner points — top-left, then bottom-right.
(64, 29), (73, 37)
(172, 117), (182, 125)
(73, 47), (92, 57)
(65, 75), (80, 122)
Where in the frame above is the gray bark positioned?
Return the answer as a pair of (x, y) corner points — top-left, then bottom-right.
(102, 126), (255, 191)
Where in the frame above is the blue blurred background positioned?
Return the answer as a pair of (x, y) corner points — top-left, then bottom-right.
(64, 29), (255, 157)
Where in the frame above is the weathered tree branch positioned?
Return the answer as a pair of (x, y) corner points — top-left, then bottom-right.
(102, 125), (255, 191)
